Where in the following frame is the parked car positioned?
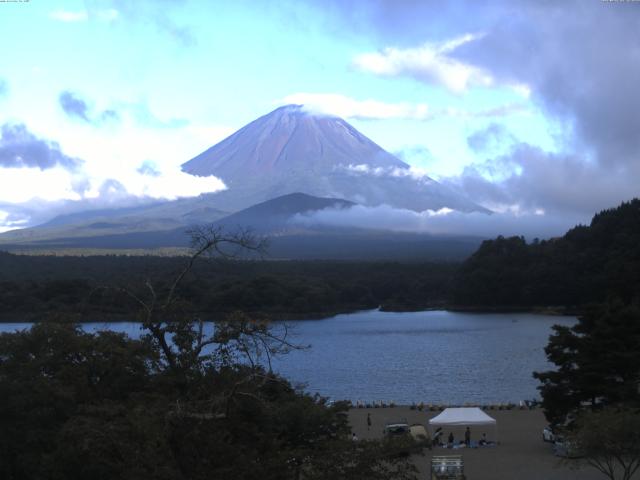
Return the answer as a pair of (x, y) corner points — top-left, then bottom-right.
(383, 420), (427, 457)
(383, 420), (411, 436)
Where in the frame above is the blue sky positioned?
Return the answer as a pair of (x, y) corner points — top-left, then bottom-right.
(0, 0), (638, 234)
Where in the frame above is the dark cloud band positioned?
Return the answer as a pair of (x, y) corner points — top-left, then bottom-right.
(0, 123), (82, 170)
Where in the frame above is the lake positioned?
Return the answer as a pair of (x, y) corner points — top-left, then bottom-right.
(0, 309), (574, 405)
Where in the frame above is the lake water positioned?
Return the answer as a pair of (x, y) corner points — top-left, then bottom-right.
(0, 309), (574, 405)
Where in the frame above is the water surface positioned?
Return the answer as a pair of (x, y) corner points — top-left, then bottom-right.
(271, 310), (573, 404)
(0, 310), (573, 404)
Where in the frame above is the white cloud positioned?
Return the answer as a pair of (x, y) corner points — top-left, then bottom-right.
(0, 164), (227, 231)
(111, 166), (226, 200)
(339, 163), (435, 182)
(0, 163), (225, 207)
(0, 117), (233, 231)
(353, 33), (495, 94)
(39, 114), (233, 178)
(0, 167), (83, 203)
(292, 203), (581, 239)
(50, 10), (88, 22)
(281, 93), (430, 120)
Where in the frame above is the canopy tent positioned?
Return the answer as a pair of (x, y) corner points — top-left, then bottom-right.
(429, 408), (496, 427)
(428, 408), (498, 443)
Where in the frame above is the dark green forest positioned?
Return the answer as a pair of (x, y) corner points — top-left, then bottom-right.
(0, 253), (455, 321)
(453, 199), (640, 308)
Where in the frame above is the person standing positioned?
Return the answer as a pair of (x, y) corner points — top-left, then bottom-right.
(366, 413), (372, 431)
(433, 427), (443, 447)
(464, 427), (471, 447)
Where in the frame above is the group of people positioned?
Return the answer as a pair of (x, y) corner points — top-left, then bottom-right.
(433, 427), (489, 448)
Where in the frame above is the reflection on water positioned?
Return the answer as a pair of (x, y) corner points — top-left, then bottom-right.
(0, 309), (574, 405)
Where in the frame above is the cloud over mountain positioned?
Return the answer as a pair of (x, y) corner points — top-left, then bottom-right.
(280, 93), (526, 122)
(281, 93), (430, 120)
(292, 203), (579, 240)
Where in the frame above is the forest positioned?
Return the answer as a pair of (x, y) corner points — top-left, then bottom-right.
(452, 199), (640, 308)
(0, 253), (456, 321)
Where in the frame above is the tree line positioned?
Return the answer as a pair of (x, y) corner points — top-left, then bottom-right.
(452, 199), (640, 308)
(0, 253), (455, 321)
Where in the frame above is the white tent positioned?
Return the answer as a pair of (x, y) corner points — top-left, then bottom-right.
(429, 407), (497, 442)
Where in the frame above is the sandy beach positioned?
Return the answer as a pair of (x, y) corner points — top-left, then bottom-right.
(349, 406), (605, 480)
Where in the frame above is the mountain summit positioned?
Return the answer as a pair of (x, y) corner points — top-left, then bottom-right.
(182, 105), (486, 213)
(183, 104), (408, 179)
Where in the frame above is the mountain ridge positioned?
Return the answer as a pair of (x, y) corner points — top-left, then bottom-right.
(0, 192), (484, 260)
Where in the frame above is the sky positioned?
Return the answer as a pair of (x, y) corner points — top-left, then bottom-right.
(0, 0), (639, 236)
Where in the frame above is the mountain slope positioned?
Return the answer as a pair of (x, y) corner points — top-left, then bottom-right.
(0, 198), (229, 244)
(183, 104), (408, 179)
(0, 193), (355, 249)
(212, 192), (355, 233)
(0, 193), (483, 260)
(182, 105), (486, 213)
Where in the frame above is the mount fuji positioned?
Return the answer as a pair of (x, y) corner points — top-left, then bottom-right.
(0, 105), (488, 256)
(181, 104), (485, 213)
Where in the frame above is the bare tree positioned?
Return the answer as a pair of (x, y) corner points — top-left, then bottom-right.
(116, 226), (304, 374)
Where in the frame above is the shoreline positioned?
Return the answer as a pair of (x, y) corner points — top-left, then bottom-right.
(0, 304), (581, 324)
